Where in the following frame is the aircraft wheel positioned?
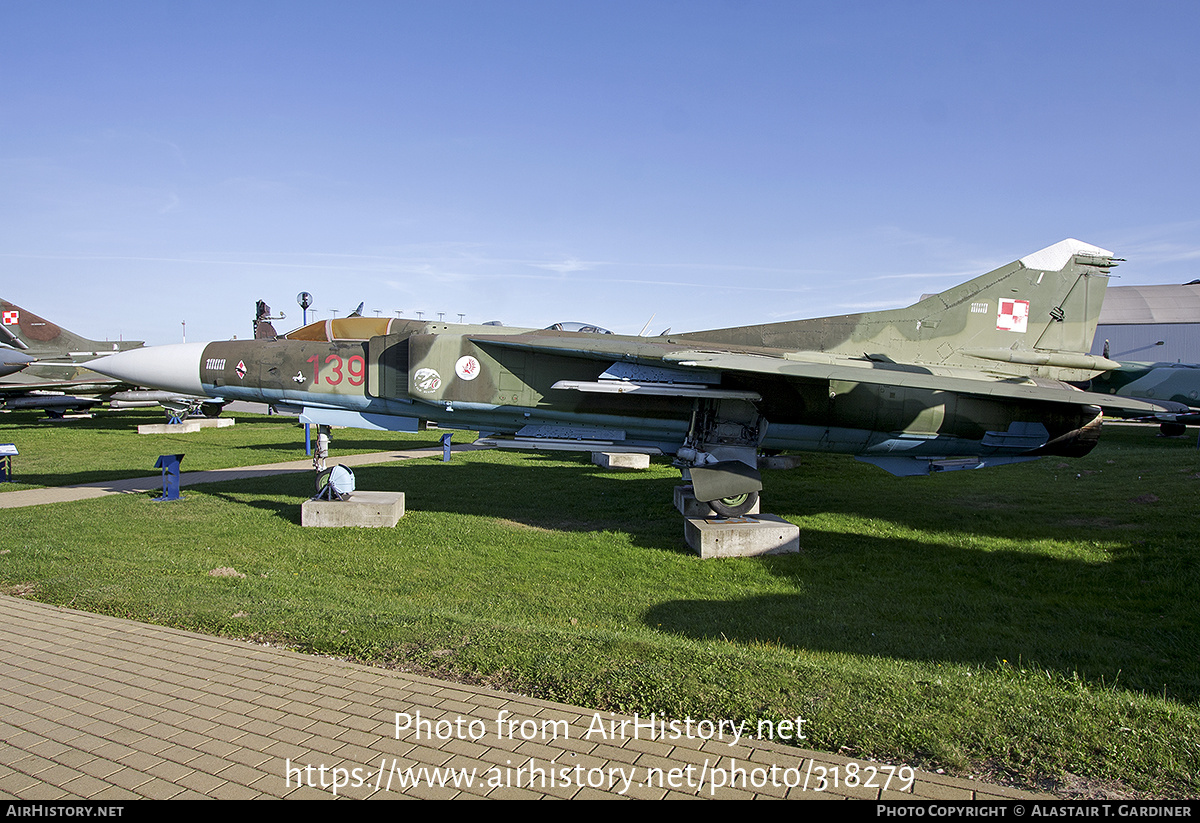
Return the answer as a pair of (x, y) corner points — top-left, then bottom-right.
(1159, 422), (1187, 437)
(708, 490), (759, 518)
(315, 468), (334, 493)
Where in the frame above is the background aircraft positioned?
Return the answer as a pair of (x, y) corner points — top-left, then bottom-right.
(1085, 360), (1200, 435)
(0, 299), (145, 416)
(89, 239), (1168, 515)
(0, 299), (220, 418)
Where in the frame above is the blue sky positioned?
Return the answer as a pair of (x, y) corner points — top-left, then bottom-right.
(3, 1), (1200, 345)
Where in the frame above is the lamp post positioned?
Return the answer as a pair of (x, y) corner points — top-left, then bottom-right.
(297, 292), (312, 325)
(296, 292), (314, 453)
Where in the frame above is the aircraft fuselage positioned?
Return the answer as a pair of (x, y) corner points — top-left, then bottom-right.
(192, 327), (1101, 469)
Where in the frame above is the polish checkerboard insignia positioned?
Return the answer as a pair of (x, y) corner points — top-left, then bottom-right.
(996, 299), (1030, 333)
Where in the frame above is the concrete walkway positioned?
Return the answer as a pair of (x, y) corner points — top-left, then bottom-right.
(0, 595), (1041, 800)
(0, 445), (484, 509)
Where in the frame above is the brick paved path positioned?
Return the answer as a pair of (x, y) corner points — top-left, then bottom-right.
(0, 596), (1040, 800)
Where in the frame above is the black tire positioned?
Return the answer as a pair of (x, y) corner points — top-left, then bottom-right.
(1160, 422), (1187, 437)
(315, 467), (334, 493)
(708, 490), (759, 518)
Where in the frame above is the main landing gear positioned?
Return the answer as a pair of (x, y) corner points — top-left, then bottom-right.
(676, 398), (766, 518)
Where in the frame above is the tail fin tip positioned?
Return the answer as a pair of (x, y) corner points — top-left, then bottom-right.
(1019, 239), (1114, 273)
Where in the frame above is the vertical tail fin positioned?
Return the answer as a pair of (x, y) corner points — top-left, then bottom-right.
(897, 239), (1119, 380)
(0, 300), (144, 359)
(678, 239), (1118, 383)
(907, 239), (1114, 353)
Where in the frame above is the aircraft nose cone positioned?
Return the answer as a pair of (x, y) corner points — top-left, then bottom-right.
(88, 342), (209, 396)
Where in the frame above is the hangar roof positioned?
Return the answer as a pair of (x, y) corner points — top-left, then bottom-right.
(1099, 284), (1200, 325)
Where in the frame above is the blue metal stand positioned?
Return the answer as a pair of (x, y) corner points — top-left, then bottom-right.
(0, 444), (16, 483)
(441, 432), (452, 462)
(154, 454), (184, 501)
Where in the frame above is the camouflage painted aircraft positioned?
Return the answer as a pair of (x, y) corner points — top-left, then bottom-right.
(89, 239), (1167, 515)
(0, 299), (146, 415)
(1086, 361), (1200, 435)
(0, 299), (219, 417)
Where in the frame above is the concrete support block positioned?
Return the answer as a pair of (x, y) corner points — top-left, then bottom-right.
(137, 418), (235, 434)
(591, 452), (650, 470)
(302, 491), (405, 528)
(684, 514), (800, 559)
(673, 485), (759, 518)
(138, 421), (202, 434)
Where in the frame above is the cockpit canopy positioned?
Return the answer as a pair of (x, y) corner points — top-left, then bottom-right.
(543, 322), (614, 335)
(283, 316), (402, 342)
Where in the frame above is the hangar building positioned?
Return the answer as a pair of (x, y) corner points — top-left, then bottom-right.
(1090, 283), (1200, 364)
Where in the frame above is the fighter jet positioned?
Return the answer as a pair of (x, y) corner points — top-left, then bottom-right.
(1084, 360), (1200, 435)
(89, 239), (1168, 515)
(0, 299), (220, 417)
(0, 299), (147, 415)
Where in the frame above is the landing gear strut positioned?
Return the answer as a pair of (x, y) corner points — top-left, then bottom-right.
(676, 398), (766, 518)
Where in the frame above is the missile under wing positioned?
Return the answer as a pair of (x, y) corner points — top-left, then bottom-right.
(89, 239), (1169, 515)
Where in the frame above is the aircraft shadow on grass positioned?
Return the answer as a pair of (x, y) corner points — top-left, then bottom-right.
(202, 454), (684, 542)
(645, 539), (1198, 703)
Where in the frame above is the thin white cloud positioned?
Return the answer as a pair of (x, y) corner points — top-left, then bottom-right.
(0, 251), (821, 293)
(531, 258), (595, 273)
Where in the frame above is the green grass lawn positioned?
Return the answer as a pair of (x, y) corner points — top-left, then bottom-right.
(1, 410), (1197, 797)
(0, 407), (450, 488)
